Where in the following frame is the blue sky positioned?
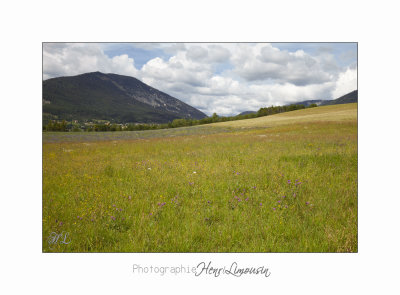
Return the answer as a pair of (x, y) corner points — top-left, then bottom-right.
(103, 45), (171, 69)
(102, 42), (357, 70)
(43, 42), (357, 116)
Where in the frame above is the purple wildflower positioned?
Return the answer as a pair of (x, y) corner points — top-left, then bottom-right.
(111, 216), (116, 220)
(245, 197), (249, 201)
(277, 200), (281, 203)
(282, 195), (286, 198)
(288, 180), (291, 184)
(306, 202), (309, 205)
(259, 203), (262, 206)
(273, 207), (276, 210)
(59, 222), (63, 226)
(238, 199), (241, 202)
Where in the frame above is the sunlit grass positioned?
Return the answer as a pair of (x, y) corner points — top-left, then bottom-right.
(43, 104), (357, 252)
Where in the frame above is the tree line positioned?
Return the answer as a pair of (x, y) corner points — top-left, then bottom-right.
(43, 103), (317, 132)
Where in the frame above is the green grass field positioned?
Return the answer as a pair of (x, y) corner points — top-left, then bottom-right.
(43, 103), (357, 252)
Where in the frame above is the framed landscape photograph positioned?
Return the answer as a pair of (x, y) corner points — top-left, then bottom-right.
(42, 42), (357, 253)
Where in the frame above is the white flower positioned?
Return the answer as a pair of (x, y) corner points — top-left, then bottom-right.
(148, 168), (151, 170)
(193, 171), (197, 174)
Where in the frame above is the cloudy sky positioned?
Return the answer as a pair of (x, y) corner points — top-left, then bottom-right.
(43, 42), (357, 116)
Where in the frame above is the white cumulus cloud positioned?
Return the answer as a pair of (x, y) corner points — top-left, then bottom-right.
(43, 43), (138, 80)
(332, 67), (357, 98)
(43, 43), (357, 116)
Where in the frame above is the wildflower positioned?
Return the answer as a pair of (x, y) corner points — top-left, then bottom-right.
(148, 168), (151, 170)
(288, 180), (291, 184)
(149, 213), (153, 216)
(238, 199), (241, 202)
(111, 216), (115, 220)
(259, 203), (262, 206)
(207, 201), (211, 204)
(112, 204), (116, 207)
(277, 200), (281, 203)
(273, 208), (276, 210)
(306, 202), (309, 205)
(252, 186), (257, 189)
(245, 198), (249, 201)
(282, 195), (286, 198)
(59, 222), (63, 226)
(193, 171), (197, 174)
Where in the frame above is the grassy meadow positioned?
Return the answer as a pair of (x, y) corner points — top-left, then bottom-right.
(42, 103), (357, 252)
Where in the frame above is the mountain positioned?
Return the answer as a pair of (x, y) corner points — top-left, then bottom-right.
(42, 72), (207, 124)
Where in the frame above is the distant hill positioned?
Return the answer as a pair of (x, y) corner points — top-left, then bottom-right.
(320, 90), (358, 106)
(289, 90), (358, 107)
(237, 111), (256, 116)
(42, 72), (207, 124)
(287, 99), (325, 107)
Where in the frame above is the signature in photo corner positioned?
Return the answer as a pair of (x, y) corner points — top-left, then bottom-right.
(47, 231), (71, 249)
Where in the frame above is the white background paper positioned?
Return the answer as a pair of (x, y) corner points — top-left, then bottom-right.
(1, 0), (399, 294)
